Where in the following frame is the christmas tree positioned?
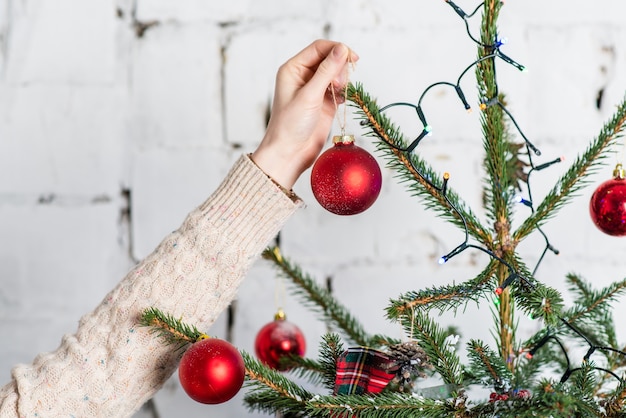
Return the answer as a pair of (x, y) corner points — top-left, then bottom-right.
(146, 1), (626, 416)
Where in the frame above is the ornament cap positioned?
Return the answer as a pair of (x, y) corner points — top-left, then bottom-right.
(274, 309), (286, 321)
(332, 134), (355, 145)
(613, 163), (625, 180)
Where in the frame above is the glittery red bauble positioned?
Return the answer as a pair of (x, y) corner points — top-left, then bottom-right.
(178, 338), (245, 404)
(311, 135), (382, 215)
(589, 166), (626, 236)
(254, 314), (306, 371)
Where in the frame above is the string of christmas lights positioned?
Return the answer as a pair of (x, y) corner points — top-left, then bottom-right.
(367, 0), (550, 278)
(357, 0), (626, 386)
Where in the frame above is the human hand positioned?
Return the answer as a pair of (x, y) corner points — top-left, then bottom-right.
(251, 40), (358, 190)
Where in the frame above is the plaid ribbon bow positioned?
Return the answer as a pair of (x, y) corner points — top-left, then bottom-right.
(333, 347), (397, 395)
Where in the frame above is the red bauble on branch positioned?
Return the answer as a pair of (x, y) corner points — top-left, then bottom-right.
(311, 135), (382, 215)
(178, 337), (245, 404)
(254, 310), (306, 371)
(589, 163), (626, 236)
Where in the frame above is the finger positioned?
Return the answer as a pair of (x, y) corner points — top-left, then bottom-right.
(287, 39), (340, 72)
(301, 43), (354, 101)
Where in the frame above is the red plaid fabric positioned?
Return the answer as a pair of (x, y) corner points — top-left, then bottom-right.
(334, 347), (396, 395)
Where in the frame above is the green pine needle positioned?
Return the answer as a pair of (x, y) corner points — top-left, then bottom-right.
(262, 246), (395, 348)
(139, 307), (203, 350)
(400, 310), (463, 386)
(514, 94), (626, 241)
(347, 82), (492, 245)
(466, 339), (514, 390)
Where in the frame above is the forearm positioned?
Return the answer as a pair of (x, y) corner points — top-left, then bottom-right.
(0, 155), (302, 417)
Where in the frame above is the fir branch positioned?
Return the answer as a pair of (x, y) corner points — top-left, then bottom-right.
(304, 393), (454, 418)
(283, 333), (345, 392)
(513, 280), (564, 327)
(526, 379), (603, 417)
(318, 333), (344, 391)
(243, 351), (313, 415)
(139, 307), (202, 350)
(514, 94), (626, 241)
(563, 275), (626, 325)
(386, 260), (498, 319)
(280, 356), (326, 387)
(347, 82), (492, 245)
(400, 310), (463, 386)
(466, 339), (514, 390)
(566, 272), (594, 300)
(570, 362), (598, 403)
(262, 247), (380, 347)
(603, 379), (626, 417)
(476, 0), (512, 230)
(513, 346), (557, 390)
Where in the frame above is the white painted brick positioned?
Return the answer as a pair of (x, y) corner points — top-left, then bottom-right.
(2, 1), (626, 416)
(503, 0), (626, 26)
(327, 0), (458, 30)
(136, 0), (327, 24)
(0, 1), (7, 76)
(0, 85), (127, 195)
(5, 0), (116, 84)
(224, 22), (324, 148)
(0, 203), (128, 315)
(130, 146), (238, 260)
(135, 0), (246, 23)
(130, 23), (223, 148)
(0, 202), (130, 384)
(526, 24), (622, 141)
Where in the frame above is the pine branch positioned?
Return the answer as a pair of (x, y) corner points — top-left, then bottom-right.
(514, 282), (564, 327)
(508, 255), (565, 327)
(528, 380), (603, 417)
(476, 0), (512, 230)
(262, 247), (390, 347)
(284, 333), (345, 392)
(566, 272), (594, 300)
(280, 356), (326, 387)
(400, 310), (463, 386)
(603, 379), (626, 416)
(570, 362), (598, 403)
(564, 276), (626, 325)
(386, 260), (498, 319)
(514, 94), (626, 241)
(318, 333), (344, 391)
(513, 346), (556, 390)
(347, 82), (492, 245)
(139, 307), (203, 350)
(243, 351), (313, 415)
(466, 339), (514, 390)
(304, 393), (456, 418)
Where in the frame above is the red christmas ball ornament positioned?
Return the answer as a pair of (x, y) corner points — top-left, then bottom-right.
(589, 163), (626, 236)
(254, 310), (306, 371)
(178, 337), (245, 404)
(311, 135), (382, 215)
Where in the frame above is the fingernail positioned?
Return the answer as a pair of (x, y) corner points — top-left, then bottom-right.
(349, 49), (359, 62)
(332, 43), (347, 60)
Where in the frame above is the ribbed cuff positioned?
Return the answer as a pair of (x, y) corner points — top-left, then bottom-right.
(197, 155), (303, 255)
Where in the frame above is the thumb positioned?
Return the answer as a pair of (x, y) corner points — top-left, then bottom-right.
(303, 43), (351, 98)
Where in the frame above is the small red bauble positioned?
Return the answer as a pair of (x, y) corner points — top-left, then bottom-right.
(589, 163), (626, 236)
(311, 135), (382, 215)
(178, 337), (245, 404)
(254, 310), (306, 371)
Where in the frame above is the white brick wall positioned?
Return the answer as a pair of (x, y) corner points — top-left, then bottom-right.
(2, 1), (626, 416)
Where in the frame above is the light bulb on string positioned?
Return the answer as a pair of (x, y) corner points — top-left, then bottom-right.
(514, 195), (533, 207)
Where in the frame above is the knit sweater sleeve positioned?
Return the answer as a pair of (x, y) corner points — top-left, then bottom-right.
(0, 154), (303, 417)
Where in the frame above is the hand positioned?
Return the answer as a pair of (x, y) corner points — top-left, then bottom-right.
(251, 40), (358, 190)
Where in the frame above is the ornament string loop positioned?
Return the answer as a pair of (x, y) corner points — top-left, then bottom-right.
(329, 52), (356, 137)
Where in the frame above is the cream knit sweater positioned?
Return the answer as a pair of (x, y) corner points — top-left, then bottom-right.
(0, 155), (302, 417)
